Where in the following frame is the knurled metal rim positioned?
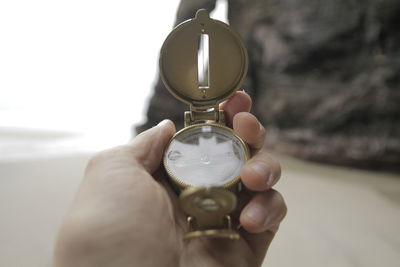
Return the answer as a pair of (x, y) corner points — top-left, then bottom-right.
(163, 123), (250, 190)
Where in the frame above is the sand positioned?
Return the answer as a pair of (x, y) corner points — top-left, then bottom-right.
(0, 151), (399, 267)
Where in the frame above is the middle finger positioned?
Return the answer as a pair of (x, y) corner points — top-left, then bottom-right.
(241, 151), (282, 192)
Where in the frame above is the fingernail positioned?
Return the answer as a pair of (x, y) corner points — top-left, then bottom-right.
(245, 203), (266, 226)
(268, 171), (275, 187)
(249, 161), (273, 186)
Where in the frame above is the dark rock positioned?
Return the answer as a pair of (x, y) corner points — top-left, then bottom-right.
(136, 0), (400, 171)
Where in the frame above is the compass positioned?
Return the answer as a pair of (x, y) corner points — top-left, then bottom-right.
(160, 9), (249, 239)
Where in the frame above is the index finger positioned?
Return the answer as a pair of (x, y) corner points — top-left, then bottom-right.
(233, 112), (266, 154)
(219, 91), (252, 127)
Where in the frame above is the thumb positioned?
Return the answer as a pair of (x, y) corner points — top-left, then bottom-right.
(129, 120), (176, 173)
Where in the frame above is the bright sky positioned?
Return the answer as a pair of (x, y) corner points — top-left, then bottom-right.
(0, 0), (228, 158)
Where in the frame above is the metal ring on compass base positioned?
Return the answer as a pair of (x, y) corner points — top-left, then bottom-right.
(184, 229), (240, 240)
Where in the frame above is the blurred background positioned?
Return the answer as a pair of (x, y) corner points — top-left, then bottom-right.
(0, 0), (399, 266)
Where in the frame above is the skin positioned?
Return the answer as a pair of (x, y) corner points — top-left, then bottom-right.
(54, 92), (287, 267)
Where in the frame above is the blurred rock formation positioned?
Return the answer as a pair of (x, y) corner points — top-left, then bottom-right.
(136, 0), (400, 171)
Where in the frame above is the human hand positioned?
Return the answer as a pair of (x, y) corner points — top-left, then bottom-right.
(54, 92), (286, 267)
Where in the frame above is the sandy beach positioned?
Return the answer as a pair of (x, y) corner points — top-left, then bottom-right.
(1, 137), (399, 267)
(2, 1), (398, 265)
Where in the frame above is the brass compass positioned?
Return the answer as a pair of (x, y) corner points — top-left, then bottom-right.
(160, 9), (249, 240)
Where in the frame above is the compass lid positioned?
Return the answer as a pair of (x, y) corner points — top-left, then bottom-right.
(159, 9), (248, 108)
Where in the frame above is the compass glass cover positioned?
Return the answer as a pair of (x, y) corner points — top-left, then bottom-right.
(164, 125), (247, 187)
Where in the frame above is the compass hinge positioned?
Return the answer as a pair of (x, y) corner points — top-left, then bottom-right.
(184, 110), (226, 127)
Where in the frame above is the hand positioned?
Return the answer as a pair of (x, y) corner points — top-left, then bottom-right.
(54, 92), (287, 267)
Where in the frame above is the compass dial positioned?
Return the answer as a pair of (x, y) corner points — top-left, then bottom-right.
(164, 124), (248, 187)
